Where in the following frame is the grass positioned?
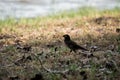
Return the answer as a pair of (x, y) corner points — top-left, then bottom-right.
(0, 7), (120, 80)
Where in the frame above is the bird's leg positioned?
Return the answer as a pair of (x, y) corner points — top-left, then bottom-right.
(70, 49), (73, 53)
(73, 50), (76, 53)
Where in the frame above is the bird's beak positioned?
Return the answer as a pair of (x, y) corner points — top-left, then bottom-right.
(63, 35), (65, 37)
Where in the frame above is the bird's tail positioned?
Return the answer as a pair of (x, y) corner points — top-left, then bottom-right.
(79, 46), (88, 51)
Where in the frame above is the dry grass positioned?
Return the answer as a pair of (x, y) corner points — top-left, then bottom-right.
(0, 8), (120, 80)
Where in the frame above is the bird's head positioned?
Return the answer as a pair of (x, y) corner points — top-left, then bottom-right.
(63, 34), (71, 41)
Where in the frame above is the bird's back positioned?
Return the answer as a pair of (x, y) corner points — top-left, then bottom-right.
(65, 40), (88, 51)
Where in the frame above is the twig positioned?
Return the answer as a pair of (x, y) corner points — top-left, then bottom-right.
(31, 53), (69, 74)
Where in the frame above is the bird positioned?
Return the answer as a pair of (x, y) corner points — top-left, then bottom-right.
(63, 34), (88, 53)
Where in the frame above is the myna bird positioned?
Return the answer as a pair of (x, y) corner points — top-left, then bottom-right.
(63, 34), (88, 53)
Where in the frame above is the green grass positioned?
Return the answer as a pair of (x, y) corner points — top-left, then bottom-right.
(0, 7), (120, 28)
(0, 7), (119, 37)
(48, 7), (120, 19)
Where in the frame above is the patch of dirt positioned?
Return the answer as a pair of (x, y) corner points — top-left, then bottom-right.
(91, 16), (120, 26)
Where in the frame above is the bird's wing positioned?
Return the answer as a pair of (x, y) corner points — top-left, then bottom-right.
(69, 40), (88, 51)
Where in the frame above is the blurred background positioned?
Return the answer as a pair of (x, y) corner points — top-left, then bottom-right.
(0, 0), (120, 19)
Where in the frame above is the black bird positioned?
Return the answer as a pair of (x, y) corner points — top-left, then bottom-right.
(63, 34), (88, 53)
